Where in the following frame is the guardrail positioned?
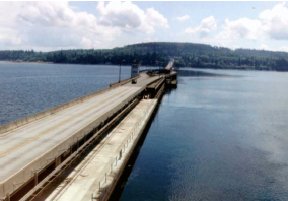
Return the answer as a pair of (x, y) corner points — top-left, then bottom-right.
(0, 74), (141, 135)
(92, 100), (157, 201)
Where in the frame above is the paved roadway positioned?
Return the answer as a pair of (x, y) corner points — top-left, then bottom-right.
(0, 73), (159, 197)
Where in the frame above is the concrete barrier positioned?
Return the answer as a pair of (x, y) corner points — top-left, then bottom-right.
(0, 76), (141, 135)
(109, 75), (140, 88)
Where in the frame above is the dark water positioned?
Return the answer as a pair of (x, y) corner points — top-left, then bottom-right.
(1, 63), (288, 200)
(0, 62), (130, 125)
(120, 69), (288, 201)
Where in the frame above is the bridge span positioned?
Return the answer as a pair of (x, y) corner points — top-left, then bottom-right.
(0, 70), (176, 201)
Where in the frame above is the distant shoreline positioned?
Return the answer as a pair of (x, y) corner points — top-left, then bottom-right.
(1, 42), (288, 71)
(1, 60), (285, 73)
(0, 60), (134, 67)
(0, 60), (53, 64)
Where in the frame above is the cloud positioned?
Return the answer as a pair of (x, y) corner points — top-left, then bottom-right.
(185, 16), (217, 37)
(183, 2), (288, 50)
(259, 2), (288, 40)
(220, 18), (262, 40)
(0, 2), (121, 50)
(176, 15), (190, 22)
(0, 2), (23, 46)
(217, 2), (288, 43)
(97, 1), (168, 34)
(0, 1), (168, 50)
(97, 1), (142, 28)
(3, 1), (288, 51)
(146, 8), (169, 29)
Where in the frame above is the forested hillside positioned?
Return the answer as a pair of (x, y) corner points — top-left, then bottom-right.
(1, 42), (288, 71)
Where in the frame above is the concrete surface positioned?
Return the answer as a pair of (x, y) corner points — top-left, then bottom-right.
(0, 73), (160, 199)
(45, 99), (158, 201)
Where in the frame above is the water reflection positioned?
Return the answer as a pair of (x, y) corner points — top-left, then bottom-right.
(0, 62), (131, 125)
(176, 69), (226, 77)
(120, 69), (288, 201)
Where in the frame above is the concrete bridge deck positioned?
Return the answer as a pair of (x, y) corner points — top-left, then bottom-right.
(45, 99), (157, 201)
(0, 73), (160, 200)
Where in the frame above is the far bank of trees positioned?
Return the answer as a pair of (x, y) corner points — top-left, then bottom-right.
(1, 42), (288, 71)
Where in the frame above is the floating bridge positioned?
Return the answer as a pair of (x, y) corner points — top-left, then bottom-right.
(0, 66), (177, 201)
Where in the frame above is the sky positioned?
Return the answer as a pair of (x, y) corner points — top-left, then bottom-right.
(1, 1), (288, 51)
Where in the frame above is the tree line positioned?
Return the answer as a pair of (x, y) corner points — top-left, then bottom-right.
(1, 42), (288, 71)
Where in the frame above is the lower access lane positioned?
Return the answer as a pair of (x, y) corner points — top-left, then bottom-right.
(45, 99), (158, 201)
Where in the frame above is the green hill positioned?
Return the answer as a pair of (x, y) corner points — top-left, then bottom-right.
(1, 42), (288, 71)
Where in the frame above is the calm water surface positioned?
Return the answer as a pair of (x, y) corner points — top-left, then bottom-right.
(0, 62), (130, 124)
(120, 69), (288, 201)
(1, 63), (288, 200)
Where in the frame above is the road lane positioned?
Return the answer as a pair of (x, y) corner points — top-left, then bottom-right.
(0, 86), (142, 180)
(0, 73), (161, 199)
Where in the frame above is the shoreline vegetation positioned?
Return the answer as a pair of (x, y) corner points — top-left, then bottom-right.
(1, 42), (288, 71)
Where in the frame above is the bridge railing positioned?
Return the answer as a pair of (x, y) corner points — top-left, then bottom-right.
(92, 101), (154, 201)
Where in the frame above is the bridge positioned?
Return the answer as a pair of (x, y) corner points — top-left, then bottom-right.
(0, 67), (177, 201)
